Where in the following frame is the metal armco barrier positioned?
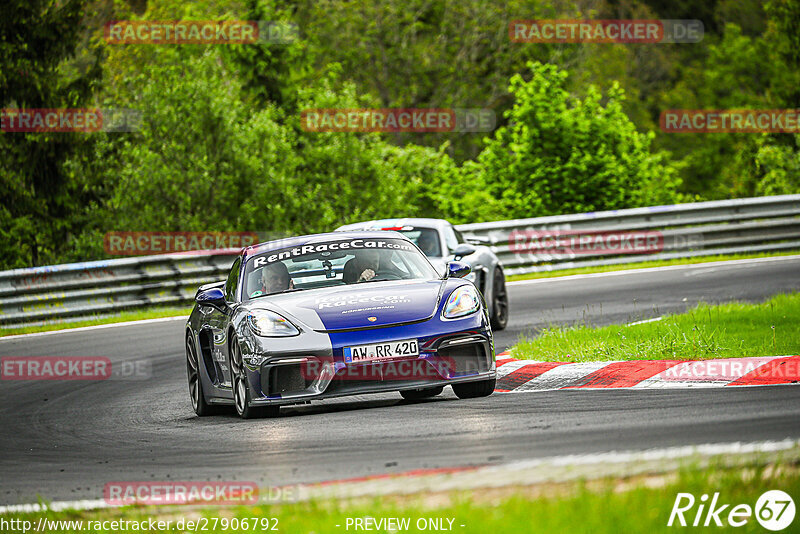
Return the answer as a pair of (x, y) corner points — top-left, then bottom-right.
(458, 194), (800, 276)
(1, 195), (799, 327)
(0, 250), (240, 327)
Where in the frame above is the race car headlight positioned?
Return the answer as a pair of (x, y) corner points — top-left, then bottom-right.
(246, 310), (299, 337)
(442, 285), (480, 319)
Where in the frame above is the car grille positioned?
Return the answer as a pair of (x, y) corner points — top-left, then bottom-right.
(262, 363), (310, 395)
(437, 341), (489, 375)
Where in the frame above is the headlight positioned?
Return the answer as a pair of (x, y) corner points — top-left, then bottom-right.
(442, 285), (480, 319)
(246, 310), (300, 337)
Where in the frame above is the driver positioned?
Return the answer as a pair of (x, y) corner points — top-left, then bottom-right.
(343, 248), (381, 283)
(259, 262), (293, 294)
(416, 231), (438, 256)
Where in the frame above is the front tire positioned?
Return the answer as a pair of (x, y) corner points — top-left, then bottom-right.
(230, 336), (279, 419)
(452, 378), (496, 399)
(490, 267), (508, 331)
(186, 335), (222, 416)
(400, 386), (444, 400)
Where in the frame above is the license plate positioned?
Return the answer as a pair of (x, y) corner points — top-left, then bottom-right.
(343, 339), (419, 364)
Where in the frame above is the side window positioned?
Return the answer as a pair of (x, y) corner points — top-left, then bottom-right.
(443, 226), (459, 254)
(453, 227), (466, 244)
(225, 257), (241, 302)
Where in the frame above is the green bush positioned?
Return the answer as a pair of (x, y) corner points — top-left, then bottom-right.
(469, 62), (683, 218)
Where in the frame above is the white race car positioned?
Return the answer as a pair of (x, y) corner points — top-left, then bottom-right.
(336, 218), (508, 330)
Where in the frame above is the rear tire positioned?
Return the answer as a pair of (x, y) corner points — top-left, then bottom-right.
(400, 386), (444, 400)
(452, 378), (496, 399)
(489, 267), (508, 331)
(186, 335), (222, 416)
(230, 337), (280, 419)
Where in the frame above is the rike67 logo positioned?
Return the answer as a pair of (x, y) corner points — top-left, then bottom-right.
(668, 490), (795, 530)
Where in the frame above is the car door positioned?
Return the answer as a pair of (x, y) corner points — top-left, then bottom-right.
(200, 256), (240, 389)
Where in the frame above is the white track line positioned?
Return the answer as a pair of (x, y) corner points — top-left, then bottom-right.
(507, 254), (800, 286)
(4, 439), (796, 514)
(0, 499), (109, 514)
(0, 316), (186, 341)
(626, 316), (663, 326)
(498, 439), (800, 469)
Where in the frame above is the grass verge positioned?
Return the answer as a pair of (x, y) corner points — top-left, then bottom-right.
(510, 293), (800, 362)
(506, 250), (800, 281)
(0, 306), (192, 337)
(3, 459), (798, 533)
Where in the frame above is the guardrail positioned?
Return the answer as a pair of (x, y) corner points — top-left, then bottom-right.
(1, 194), (799, 327)
(0, 250), (240, 327)
(457, 194), (800, 276)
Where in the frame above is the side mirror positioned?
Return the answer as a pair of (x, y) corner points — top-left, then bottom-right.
(465, 235), (489, 245)
(446, 261), (471, 279)
(196, 287), (227, 309)
(452, 243), (476, 261)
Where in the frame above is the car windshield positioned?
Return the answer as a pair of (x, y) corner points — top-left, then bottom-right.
(243, 237), (439, 299)
(397, 228), (442, 257)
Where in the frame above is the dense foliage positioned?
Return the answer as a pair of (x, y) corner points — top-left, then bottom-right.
(1, 0), (798, 268)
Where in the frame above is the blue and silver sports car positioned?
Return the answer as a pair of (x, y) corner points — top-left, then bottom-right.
(185, 231), (496, 418)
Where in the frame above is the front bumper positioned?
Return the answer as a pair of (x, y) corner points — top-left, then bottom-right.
(242, 316), (495, 406)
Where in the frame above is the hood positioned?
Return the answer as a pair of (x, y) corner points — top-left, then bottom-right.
(252, 280), (446, 331)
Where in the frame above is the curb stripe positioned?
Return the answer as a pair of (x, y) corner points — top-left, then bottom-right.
(567, 360), (683, 389)
(514, 361), (612, 391)
(728, 355), (800, 386)
(495, 359), (532, 379)
(649, 357), (777, 385)
(496, 362), (566, 392)
(493, 356), (800, 392)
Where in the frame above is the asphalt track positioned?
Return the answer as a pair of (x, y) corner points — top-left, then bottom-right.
(0, 256), (798, 505)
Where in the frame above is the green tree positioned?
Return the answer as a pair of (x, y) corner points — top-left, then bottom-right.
(0, 0), (102, 268)
(471, 62), (682, 218)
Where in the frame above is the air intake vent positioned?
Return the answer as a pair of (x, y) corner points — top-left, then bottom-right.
(263, 364), (310, 395)
(438, 342), (489, 375)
